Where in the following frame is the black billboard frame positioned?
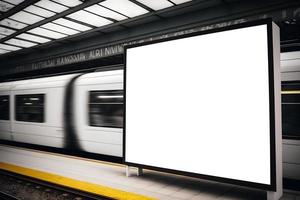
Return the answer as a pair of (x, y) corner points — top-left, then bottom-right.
(123, 18), (277, 192)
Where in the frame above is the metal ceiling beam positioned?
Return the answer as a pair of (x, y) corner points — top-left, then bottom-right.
(167, 0), (176, 6)
(0, 0), (40, 21)
(128, 0), (165, 20)
(128, 0), (154, 12)
(0, 0), (107, 44)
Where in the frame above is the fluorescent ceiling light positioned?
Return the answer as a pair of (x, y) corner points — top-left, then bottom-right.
(100, 0), (148, 18)
(0, 19), (28, 29)
(16, 33), (51, 43)
(28, 27), (67, 39)
(5, 38), (37, 48)
(35, 0), (68, 13)
(10, 11), (44, 24)
(85, 4), (127, 21)
(3, 0), (24, 5)
(0, 1), (14, 12)
(170, 0), (192, 4)
(51, 0), (82, 7)
(0, 27), (16, 35)
(135, 0), (173, 10)
(53, 18), (92, 31)
(41, 23), (80, 35)
(68, 10), (112, 27)
(0, 43), (22, 51)
(25, 5), (56, 18)
(0, 34), (6, 39)
(0, 49), (10, 54)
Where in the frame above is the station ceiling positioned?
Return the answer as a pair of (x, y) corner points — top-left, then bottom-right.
(0, 0), (299, 79)
(0, 0), (193, 56)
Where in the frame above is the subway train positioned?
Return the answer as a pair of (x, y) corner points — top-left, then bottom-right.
(0, 51), (300, 183)
(0, 70), (123, 158)
(281, 51), (300, 182)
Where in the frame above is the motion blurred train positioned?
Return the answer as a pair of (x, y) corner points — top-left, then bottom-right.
(281, 51), (300, 182)
(0, 51), (300, 183)
(0, 70), (123, 158)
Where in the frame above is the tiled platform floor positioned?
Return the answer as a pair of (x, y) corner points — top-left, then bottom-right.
(0, 145), (299, 200)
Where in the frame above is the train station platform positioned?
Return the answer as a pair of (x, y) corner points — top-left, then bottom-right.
(0, 145), (299, 200)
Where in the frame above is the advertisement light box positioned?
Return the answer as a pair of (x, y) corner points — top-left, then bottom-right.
(125, 20), (279, 190)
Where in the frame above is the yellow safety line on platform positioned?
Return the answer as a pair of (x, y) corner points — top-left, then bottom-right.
(0, 162), (155, 200)
(282, 90), (300, 94)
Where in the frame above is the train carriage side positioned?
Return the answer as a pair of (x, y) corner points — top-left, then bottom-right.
(281, 51), (300, 181)
(0, 82), (13, 141)
(74, 70), (123, 157)
(10, 74), (78, 148)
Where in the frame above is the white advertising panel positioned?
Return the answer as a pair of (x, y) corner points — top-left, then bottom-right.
(125, 23), (275, 187)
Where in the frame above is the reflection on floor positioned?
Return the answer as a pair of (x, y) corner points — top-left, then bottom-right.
(125, 168), (300, 200)
(0, 145), (299, 200)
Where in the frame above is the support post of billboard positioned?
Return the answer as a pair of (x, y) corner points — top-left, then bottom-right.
(267, 22), (282, 200)
(125, 166), (143, 177)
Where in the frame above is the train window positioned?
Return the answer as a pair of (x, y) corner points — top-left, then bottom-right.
(89, 90), (123, 128)
(0, 95), (9, 120)
(15, 94), (45, 123)
(282, 82), (300, 139)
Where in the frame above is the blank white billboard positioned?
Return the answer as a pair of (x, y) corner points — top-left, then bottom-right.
(125, 24), (273, 185)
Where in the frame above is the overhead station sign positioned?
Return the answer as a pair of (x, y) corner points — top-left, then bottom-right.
(124, 20), (280, 190)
